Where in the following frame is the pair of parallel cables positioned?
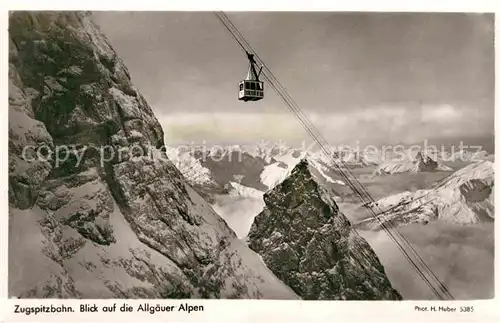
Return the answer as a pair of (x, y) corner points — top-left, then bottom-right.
(214, 11), (454, 300)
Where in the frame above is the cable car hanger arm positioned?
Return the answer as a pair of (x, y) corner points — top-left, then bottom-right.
(246, 51), (263, 82)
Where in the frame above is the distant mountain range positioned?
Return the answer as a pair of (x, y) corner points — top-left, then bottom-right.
(167, 142), (495, 232)
(166, 142), (493, 199)
(374, 151), (454, 175)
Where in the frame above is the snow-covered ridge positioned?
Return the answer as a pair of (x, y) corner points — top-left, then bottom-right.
(357, 160), (494, 229)
(167, 143), (349, 196)
(167, 142), (494, 191)
(164, 146), (215, 187)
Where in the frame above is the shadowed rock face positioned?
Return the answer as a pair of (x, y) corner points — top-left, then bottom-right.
(8, 11), (298, 299)
(248, 160), (402, 300)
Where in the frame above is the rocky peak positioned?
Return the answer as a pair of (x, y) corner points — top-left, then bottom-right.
(374, 150), (452, 175)
(248, 159), (402, 300)
(413, 151), (438, 171)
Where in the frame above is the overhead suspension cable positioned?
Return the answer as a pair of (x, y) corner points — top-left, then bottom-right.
(214, 11), (454, 300)
(214, 11), (446, 299)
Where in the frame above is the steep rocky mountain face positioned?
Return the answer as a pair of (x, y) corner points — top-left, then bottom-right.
(8, 11), (299, 299)
(374, 151), (453, 176)
(247, 160), (402, 300)
(357, 160), (494, 230)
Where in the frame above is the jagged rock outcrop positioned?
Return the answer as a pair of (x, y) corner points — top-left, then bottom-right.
(413, 151), (438, 171)
(357, 160), (495, 230)
(8, 11), (298, 299)
(247, 160), (402, 300)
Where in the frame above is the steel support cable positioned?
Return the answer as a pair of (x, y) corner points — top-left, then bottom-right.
(215, 13), (454, 300)
(261, 66), (455, 299)
(215, 11), (447, 300)
(214, 11), (447, 300)
(255, 52), (455, 300)
(214, 11), (453, 300)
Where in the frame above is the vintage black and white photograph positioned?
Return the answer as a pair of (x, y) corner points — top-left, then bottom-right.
(8, 10), (494, 301)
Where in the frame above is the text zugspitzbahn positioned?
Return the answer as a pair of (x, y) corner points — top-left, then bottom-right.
(14, 303), (205, 315)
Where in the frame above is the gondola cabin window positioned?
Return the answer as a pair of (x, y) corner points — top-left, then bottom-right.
(238, 80), (264, 102)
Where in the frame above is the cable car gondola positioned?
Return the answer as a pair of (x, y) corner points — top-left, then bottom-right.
(238, 52), (264, 102)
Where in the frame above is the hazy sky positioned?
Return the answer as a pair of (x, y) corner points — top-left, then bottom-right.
(93, 12), (494, 147)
